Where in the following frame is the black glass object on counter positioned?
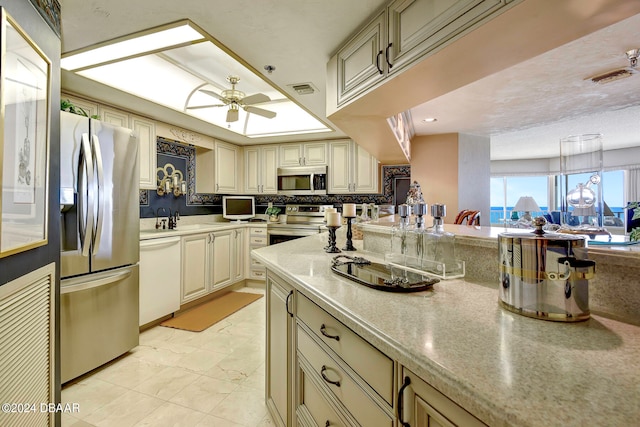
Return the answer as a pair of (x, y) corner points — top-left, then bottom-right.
(331, 256), (438, 292)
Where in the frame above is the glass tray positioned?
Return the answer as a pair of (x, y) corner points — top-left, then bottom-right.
(330, 255), (438, 293)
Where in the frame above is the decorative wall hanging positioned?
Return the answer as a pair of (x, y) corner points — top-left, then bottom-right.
(0, 8), (51, 257)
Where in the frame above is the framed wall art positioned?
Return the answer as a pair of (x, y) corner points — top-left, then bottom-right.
(0, 8), (51, 257)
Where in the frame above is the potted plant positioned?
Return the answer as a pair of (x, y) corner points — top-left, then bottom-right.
(265, 206), (281, 222)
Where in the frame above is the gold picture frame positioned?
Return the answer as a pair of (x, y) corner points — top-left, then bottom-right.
(0, 8), (51, 257)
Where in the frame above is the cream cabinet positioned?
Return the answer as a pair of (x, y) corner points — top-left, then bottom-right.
(98, 105), (129, 128)
(232, 228), (245, 283)
(131, 115), (157, 190)
(214, 141), (241, 194)
(399, 368), (486, 427)
(330, 0), (510, 107)
(211, 230), (233, 290)
(180, 233), (211, 303)
(295, 293), (394, 427)
(245, 145), (278, 194)
(328, 140), (379, 194)
(279, 142), (328, 167)
(264, 270), (487, 427)
(247, 226), (268, 281)
(266, 272), (296, 427)
(180, 228), (244, 304)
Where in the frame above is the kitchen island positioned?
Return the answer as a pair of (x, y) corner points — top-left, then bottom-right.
(252, 232), (640, 427)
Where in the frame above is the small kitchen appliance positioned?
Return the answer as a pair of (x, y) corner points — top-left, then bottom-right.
(498, 217), (596, 321)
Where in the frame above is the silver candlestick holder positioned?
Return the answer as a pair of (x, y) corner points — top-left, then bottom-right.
(325, 226), (341, 253)
(343, 216), (356, 251)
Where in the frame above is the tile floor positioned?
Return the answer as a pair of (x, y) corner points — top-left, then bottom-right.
(62, 288), (273, 427)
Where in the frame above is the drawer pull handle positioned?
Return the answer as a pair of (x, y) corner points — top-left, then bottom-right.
(320, 365), (341, 387)
(325, 421), (330, 427)
(285, 290), (294, 317)
(397, 376), (411, 427)
(320, 324), (340, 341)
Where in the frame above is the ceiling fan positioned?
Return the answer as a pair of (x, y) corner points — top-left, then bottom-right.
(187, 76), (277, 123)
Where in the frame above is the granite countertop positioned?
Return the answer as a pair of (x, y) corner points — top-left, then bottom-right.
(360, 219), (640, 257)
(252, 233), (640, 427)
(139, 220), (266, 240)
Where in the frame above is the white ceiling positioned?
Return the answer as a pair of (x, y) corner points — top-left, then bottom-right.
(59, 1), (640, 159)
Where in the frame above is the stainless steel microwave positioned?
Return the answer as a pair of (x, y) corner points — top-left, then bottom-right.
(277, 166), (327, 195)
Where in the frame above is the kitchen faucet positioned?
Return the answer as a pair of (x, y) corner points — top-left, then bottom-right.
(155, 207), (167, 229)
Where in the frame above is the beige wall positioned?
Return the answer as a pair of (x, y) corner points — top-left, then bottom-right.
(410, 134), (459, 222)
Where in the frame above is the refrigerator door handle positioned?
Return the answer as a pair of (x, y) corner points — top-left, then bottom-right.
(60, 268), (133, 295)
(79, 133), (95, 257)
(91, 134), (105, 252)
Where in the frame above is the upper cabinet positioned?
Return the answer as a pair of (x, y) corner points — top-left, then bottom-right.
(99, 105), (157, 190)
(330, 0), (509, 108)
(245, 145), (278, 194)
(328, 140), (380, 194)
(196, 140), (242, 194)
(279, 142), (328, 167)
(214, 141), (242, 194)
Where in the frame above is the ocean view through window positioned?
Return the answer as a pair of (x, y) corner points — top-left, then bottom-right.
(490, 171), (625, 227)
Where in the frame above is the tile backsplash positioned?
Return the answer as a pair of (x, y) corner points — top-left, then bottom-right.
(140, 137), (410, 219)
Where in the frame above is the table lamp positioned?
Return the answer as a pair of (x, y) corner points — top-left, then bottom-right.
(513, 196), (540, 222)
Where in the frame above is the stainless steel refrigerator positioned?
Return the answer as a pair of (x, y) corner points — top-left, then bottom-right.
(59, 110), (140, 383)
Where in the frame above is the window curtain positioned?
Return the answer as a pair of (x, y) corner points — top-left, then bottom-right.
(627, 168), (640, 203)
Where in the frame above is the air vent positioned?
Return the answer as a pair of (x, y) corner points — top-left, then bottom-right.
(589, 68), (637, 84)
(288, 82), (317, 95)
(588, 48), (639, 84)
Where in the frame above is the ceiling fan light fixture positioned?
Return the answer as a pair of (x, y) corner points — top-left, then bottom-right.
(226, 104), (240, 123)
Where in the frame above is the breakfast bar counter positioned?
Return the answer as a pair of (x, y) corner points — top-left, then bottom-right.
(252, 232), (640, 427)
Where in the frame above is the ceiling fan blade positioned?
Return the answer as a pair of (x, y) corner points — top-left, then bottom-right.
(186, 104), (225, 110)
(226, 108), (239, 123)
(245, 105), (277, 119)
(200, 89), (225, 101)
(242, 93), (270, 105)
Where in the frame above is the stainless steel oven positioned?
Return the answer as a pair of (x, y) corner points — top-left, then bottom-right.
(267, 204), (333, 245)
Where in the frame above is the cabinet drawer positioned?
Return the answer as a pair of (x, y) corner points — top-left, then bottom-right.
(251, 227), (267, 236)
(297, 293), (393, 405)
(250, 236), (267, 245)
(250, 268), (266, 280)
(297, 327), (393, 427)
(298, 366), (347, 427)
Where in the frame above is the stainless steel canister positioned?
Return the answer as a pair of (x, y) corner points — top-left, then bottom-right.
(498, 217), (595, 321)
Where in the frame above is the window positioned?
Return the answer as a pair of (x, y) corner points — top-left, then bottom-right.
(490, 176), (548, 225)
(491, 170), (625, 228)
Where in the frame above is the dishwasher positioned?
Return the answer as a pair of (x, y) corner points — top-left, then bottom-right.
(139, 236), (181, 326)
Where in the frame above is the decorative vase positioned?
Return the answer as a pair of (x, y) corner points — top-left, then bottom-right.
(269, 215), (279, 222)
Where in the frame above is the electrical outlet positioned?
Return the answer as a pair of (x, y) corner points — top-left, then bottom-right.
(268, 202), (273, 209)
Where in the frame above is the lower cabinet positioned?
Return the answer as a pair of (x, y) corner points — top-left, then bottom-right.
(211, 230), (233, 290)
(265, 268), (487, 427)
(180, 228), (246, 304)
(181, 233), (211, 303)
(399, 368), (486, 427)
(266, 272), (295, 427)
